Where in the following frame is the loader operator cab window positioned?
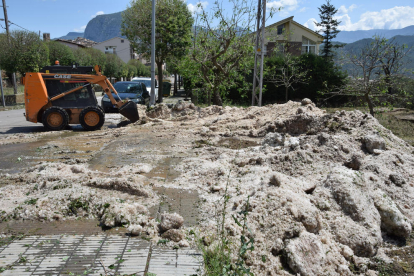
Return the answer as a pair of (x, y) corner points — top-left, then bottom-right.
(44, 79), (96, 108)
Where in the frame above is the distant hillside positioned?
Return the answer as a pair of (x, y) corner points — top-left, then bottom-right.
(334, 25), (414, 43)
(334, 35), (414, 75)
(56, 32), (84, 40)
(84, 12), (126, 43)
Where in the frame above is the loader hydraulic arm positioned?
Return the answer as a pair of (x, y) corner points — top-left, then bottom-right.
(45, 65), (125, 108)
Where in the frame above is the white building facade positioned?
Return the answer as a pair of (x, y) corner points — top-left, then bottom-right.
(92, 37), (138, 64)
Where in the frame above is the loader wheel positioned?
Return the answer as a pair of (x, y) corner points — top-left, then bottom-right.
(80, 106), (105, 131)
(42, 107), (69, 131)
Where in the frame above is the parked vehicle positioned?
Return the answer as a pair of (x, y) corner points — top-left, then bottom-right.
(101, 81), (150, 112)
(131, 77), (158, 102)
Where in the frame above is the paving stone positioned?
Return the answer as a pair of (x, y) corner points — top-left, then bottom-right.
(0, 234), (202, 275)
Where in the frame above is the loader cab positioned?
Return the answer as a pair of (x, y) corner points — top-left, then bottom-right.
(43, 77), (97, 109)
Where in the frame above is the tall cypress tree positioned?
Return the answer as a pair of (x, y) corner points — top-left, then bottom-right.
(316, 0), (341, 59)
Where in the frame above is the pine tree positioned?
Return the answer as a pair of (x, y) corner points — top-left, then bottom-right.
(315, 0), (341, 59)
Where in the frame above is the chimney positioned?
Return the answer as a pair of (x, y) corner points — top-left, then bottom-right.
(43, 33), (50, 42)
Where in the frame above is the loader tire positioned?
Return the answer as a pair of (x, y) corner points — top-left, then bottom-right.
(42, 107), (69, 131)
(97, 105), (105, 115)
(80, 106), (105, 131)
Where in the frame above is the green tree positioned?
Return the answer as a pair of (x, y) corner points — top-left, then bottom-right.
(188, 0), (259, 106)
(72, 48), (92, 66)
(265, 53), (309, 102)
(315, 0), (341, 59)
(0, 30), (49, 75)
(298, 53), (347, 104)
(127, 59), (150, 77)
(116, 63), (129, 80)
(332, 36), (413, 116)
(47, 41), (75, 66)
(127, 64), (137, 79)
(84, 48), (107, 71)
(122, 0), (194, 102)
(104, 53), (123, 81)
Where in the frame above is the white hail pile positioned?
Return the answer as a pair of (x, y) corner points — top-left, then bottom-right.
(1, 99), (413, 276)
(145, 100), (413, 275)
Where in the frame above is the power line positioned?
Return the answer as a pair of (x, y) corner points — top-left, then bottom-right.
(8, 21), (31, 32)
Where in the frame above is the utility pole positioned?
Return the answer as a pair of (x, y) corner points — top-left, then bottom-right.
(150, 0), (156, 106)
(0, 67), (4, 107)
(251, 0), (266, 106)
(2, 0), (17, 95)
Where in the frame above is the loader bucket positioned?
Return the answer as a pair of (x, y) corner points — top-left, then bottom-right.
(119, 101), (139, 123)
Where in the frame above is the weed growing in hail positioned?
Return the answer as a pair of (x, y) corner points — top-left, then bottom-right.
(198, 170), (254, 276)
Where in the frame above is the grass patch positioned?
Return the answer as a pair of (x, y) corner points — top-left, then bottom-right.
(2, 85), (24, 95)
(24, 198), (38, 205)
(67, 197), (89, 216)
(197, 167), (254, 276)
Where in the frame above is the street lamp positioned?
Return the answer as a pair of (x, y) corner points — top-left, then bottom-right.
(150, 0), (156, 106)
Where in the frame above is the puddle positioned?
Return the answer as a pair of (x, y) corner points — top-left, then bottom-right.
(149, 187), (200, 227)
(0, 219), (128, 236)
(143, 156), (183, 183)
(0, 131), (110, 174)
(89, 139), (153, 171)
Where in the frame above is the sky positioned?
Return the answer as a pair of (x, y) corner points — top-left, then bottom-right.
(2, 0), (414, 38)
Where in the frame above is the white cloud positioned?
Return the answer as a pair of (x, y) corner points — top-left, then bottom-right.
(338, 4), (357, 15)
(348, 4), (357, 12)
(303, 18), (318, 31)
(187, 1), (208, 14)
(188, 1), (208, 13)
(299, 7), (308, 13)
(73, 25), (86, 32)
(336, 6), (414, 31)
(91, 11), (105, 18)
(267, 0), (299, 13)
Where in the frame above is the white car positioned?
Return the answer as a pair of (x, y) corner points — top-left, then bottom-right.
(131, 77), (158, 102)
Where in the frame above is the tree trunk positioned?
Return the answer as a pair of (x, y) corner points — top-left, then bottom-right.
(213, 90), (222, 106)
(156, 61), (163, 103)
(285, 87), (289, 103)
(384, 75), (393, 94)
(207, 89), (211, 106)
(365, 93), (375, 117)
(174, 73), (177, 96)
(12, 73), (17, 95)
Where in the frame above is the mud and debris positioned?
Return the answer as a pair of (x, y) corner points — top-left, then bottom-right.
(1, 99), (414, 275)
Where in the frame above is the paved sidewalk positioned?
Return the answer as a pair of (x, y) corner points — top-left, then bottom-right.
(0, 235), (202, 276)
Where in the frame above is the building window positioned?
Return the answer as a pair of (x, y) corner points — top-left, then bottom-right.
(301, 36), (316, 54)
(277, 24), (284, 35)
(121, 39), (124, 43)
(105, 46), (116, 54)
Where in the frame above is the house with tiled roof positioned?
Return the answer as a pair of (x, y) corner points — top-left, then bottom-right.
(261, 16), (324, 56)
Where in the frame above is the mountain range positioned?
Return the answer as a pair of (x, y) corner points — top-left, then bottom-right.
(334, 25), (414, 44)
(333, 35), (414, 74)
(55, 12), (125, 43)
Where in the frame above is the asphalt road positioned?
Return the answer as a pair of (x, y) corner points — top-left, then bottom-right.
(0, 103), (122, 136)
(0, 108), (42, 135)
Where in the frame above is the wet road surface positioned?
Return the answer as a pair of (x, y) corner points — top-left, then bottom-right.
(0, 108), (122, 135)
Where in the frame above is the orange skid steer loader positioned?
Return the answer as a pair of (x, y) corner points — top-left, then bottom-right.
(22, 63), (139, 131)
